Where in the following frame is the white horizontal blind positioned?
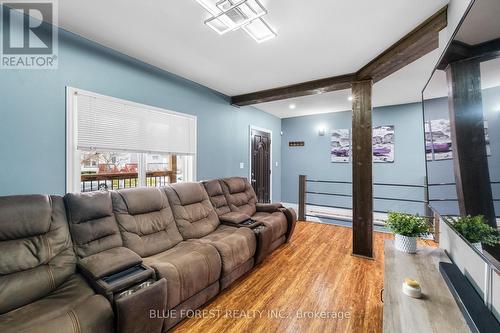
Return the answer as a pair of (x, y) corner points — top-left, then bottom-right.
(75, 90), (196, 155)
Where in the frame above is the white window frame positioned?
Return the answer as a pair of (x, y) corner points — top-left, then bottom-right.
(66, 86), (197, 193)
(248, 125), (273, 202)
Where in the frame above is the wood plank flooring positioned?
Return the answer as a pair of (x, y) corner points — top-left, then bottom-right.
(172, 221), (434, 333)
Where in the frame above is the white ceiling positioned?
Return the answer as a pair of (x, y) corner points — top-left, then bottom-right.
(424, 0), (500, 101)
(58, 0), (448, 100)
(455, 0), (500, 45)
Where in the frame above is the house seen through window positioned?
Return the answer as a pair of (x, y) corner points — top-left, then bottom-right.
(80, 152), (188, 192)
(68, 87), (196, 193)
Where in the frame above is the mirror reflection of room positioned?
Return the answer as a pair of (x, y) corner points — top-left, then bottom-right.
(423, 0), (500, 261)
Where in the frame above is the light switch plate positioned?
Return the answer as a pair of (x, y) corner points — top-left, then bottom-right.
(239, 162), (244, 169)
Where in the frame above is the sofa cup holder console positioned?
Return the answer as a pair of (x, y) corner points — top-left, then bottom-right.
(114, 278), (167, 333)
(101, 264), (151, 286)
(97, 265), (167, 333)
(229, 219), (263, 229)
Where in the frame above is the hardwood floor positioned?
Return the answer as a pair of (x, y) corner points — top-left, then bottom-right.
(172, 221), (434, 333)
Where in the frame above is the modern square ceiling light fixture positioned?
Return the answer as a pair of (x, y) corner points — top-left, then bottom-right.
(195, 0), (277, 43)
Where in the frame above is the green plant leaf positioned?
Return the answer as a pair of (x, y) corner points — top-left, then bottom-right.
(450, 215), (500, 246)
(386, 212), (431, 237)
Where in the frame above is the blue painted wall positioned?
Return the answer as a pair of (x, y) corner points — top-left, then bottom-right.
(0, 26), (282, 199)
(281, 102), (427, 215)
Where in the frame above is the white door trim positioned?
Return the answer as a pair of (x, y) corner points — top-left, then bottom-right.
(66, 86), (80, 193)
(249, 125), (273, 202)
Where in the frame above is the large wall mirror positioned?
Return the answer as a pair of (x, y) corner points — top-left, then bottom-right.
(423, 0), (500, 263)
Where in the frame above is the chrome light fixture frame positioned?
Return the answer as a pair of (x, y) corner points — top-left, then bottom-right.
(204, 0), (267, 35)
(242, 17), (276, 43)
(195, 0), (276, 43)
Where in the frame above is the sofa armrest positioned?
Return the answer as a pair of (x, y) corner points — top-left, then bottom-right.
(78, 247), (156, 301)
(256, 202), (283, 213)
(78, 247), (143, 279)
(219, 212), (251, 224)
(92, 264), (155, 302)
(280, 207), (297, 242)
(219, 212), (263, 229)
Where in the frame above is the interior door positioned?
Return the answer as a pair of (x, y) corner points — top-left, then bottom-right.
(251, 129), (271, 203)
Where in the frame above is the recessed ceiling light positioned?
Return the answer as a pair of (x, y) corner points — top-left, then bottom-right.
(289, 104), (296, 109)
(195, 0), (276, 43)
(348, 96), (353, 101)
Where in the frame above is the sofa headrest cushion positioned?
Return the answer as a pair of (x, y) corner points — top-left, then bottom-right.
(64, 191), (113, 224)
(170, 182), (206, 206)
(202, 179), (224, 197)
(117, 188), (166, 215)
(224, 177), (247, 194)
(0, 195), (52, 240)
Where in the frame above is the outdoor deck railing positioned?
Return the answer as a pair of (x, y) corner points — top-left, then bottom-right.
(81, 170), (176, 192)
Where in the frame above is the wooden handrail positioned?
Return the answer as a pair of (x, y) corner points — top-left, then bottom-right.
(147, 171), (176, 178)
(81, 170), (175, 181)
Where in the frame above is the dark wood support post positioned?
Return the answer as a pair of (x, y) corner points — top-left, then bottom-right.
(433, 211), (440, 244)
(298, 175), (306, 221)
(423, 176), (432, 217)
(352, 80), (373, 258)
(446, 59), (496, 228)
(423, 176), (435, 234)
(169, 155), (177, 183)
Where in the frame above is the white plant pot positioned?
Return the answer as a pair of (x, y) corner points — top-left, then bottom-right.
(395, 234), (417, 254)
(472, 242), (483, 253)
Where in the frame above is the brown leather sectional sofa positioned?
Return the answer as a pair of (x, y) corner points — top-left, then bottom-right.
(0, 177), (296, 333)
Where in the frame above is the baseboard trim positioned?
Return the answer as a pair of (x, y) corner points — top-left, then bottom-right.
(281, 202), (388, 229)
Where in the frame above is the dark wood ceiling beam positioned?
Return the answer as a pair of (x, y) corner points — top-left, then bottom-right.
(231, 73), (356, 107)
(230, 5), (448, 106)
(438, 37), (500, 70)
(473, 37), (500, 59)
(363, 34), (439, 81)
(437, 41), (473, 70)
(356, 5), (447, 82)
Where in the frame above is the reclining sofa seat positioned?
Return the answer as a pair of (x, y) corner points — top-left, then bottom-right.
(164, 182), (256, 290)
(64, 191), (146, 297)
(202, 179), (272, 264)
(0, 195), (114, 333)
(111, 187), (221, 329)
(219, 177), (294, 252)
(66, 190), (171, 333)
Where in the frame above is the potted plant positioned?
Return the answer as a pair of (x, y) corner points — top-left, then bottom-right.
(449, 215), (500, 252)
(386, 212), (430, 253)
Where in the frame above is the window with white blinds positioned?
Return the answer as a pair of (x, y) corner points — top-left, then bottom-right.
(66, 87), (197, 193)
(74, 90), (196, 155)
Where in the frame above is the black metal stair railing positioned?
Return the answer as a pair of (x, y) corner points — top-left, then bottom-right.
(298, 175), (428, 222)
(297, 175), (500, 222)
